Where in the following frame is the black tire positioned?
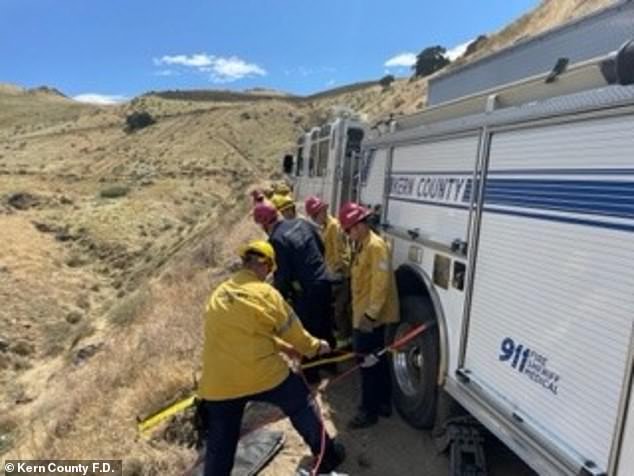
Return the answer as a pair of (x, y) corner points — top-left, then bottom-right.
(388, 295), (439, 429)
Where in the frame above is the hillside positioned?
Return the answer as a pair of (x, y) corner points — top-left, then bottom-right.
(458, 0), (615, 65)
(0, 86), (93, 133)
(0, 0), (616, 474)
(0, 89), (310, 470)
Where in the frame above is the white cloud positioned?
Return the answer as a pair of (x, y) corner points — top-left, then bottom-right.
(73, 94), (128, 105)
(325, 79), (336, 87)
(154, 53), (266, 83)
(384, 52), (417, 68)
(210, 56), (267, 83)
(383, 42), (472, 72)
(154, 69), (179, 77)
(156, 53), (214, 68)
(445, 39), (473, 61)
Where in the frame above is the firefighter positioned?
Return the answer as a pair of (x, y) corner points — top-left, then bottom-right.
(305, 195), (352, 347)
(253, 201), (336, 381)
(271, 181), (292, 196)
(338, 202), (400, 429)
(270, 193), (297, 220)
(272, 193), (323, 237)
(197, 240), (345, 476)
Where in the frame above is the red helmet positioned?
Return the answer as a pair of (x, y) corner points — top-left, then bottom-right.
(338, 202), (371, 231)
(250, 189), (264, 203)
(305, 196), (328, 217)
(253, 202), (279, 226)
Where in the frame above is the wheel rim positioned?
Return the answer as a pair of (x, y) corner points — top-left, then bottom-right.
(392, 323), (425, 397)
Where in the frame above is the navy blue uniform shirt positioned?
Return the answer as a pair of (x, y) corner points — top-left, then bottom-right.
(269, 218), (328, 299)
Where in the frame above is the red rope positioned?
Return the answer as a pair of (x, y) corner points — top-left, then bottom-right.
(303, 321), (431, 475)
(184, 322), (431, 475)
(296, 370), (327, 476)
(387, 321), (432, 353)
(318, 321), (432, 392)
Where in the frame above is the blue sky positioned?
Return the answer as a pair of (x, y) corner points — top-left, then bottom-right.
(0, 0), (538, 103)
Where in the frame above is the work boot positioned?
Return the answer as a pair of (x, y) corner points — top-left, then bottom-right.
(347, 410), (378, 429)
(314, 440), (346, 474)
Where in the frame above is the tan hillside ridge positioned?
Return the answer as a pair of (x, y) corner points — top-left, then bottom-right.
(0, 0), (615, 473)
(458, 0), (616, 65)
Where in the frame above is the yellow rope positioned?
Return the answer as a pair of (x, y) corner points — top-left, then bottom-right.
(137, 395), (196, 436)
(299, 352), (355, 370)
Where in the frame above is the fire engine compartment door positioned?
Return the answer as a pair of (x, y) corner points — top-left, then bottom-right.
(463, 114), (634, 472)
(386, 134), (480, 246)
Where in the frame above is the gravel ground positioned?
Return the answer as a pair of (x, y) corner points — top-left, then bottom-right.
(259, 366), (537, 476)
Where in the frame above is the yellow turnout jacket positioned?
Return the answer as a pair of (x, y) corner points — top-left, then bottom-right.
(322, 215), (351, 277)
(350, 231), (399, 329)
(198, 269), (320, 400)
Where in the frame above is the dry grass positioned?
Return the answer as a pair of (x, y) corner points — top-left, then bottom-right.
(0, 91), (92, 132)
(106, 287), (150, 326)
(0, 197), (262, 472)
(3, 268), (212, 473)
(0, 81), (293, 470)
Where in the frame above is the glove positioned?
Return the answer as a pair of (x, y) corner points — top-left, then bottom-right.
(361, 353), (380, 368)
(358, 313), (376, 333)
(317, 340), (331, 356)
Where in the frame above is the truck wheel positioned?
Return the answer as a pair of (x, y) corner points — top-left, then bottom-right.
(388, 295), (439, 429)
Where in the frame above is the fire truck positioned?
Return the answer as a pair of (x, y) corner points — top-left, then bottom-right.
(284, 2), (634, 474)
(288, 116), (366, 214)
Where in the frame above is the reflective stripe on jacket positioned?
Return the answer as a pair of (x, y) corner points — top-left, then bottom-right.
(198, 269), (321, 400)
(322, 215), (351, 277)
(350, 231), (399, 329)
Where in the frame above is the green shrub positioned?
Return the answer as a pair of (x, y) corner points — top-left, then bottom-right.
(464, 35), (488, 58)
(412, 45), (450, 78)
(99, 185), (129, 199)
(125, 111), (156, 133)
(379, 74), (395, 89)
(107, 288), (149, 326)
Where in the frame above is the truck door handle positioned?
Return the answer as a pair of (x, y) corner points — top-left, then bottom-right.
(451, 239), (468, 255)
(407, 228), (420, 239)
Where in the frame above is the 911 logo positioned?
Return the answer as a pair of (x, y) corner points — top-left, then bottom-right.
(499, 337), (561, 396)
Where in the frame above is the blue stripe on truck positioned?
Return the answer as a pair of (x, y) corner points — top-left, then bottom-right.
(483, 178), (634, 220)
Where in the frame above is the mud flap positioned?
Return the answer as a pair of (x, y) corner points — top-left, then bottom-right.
(192, 429), (285, 476)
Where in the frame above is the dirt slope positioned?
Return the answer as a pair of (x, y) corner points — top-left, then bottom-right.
(0, 90), (308, 468)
